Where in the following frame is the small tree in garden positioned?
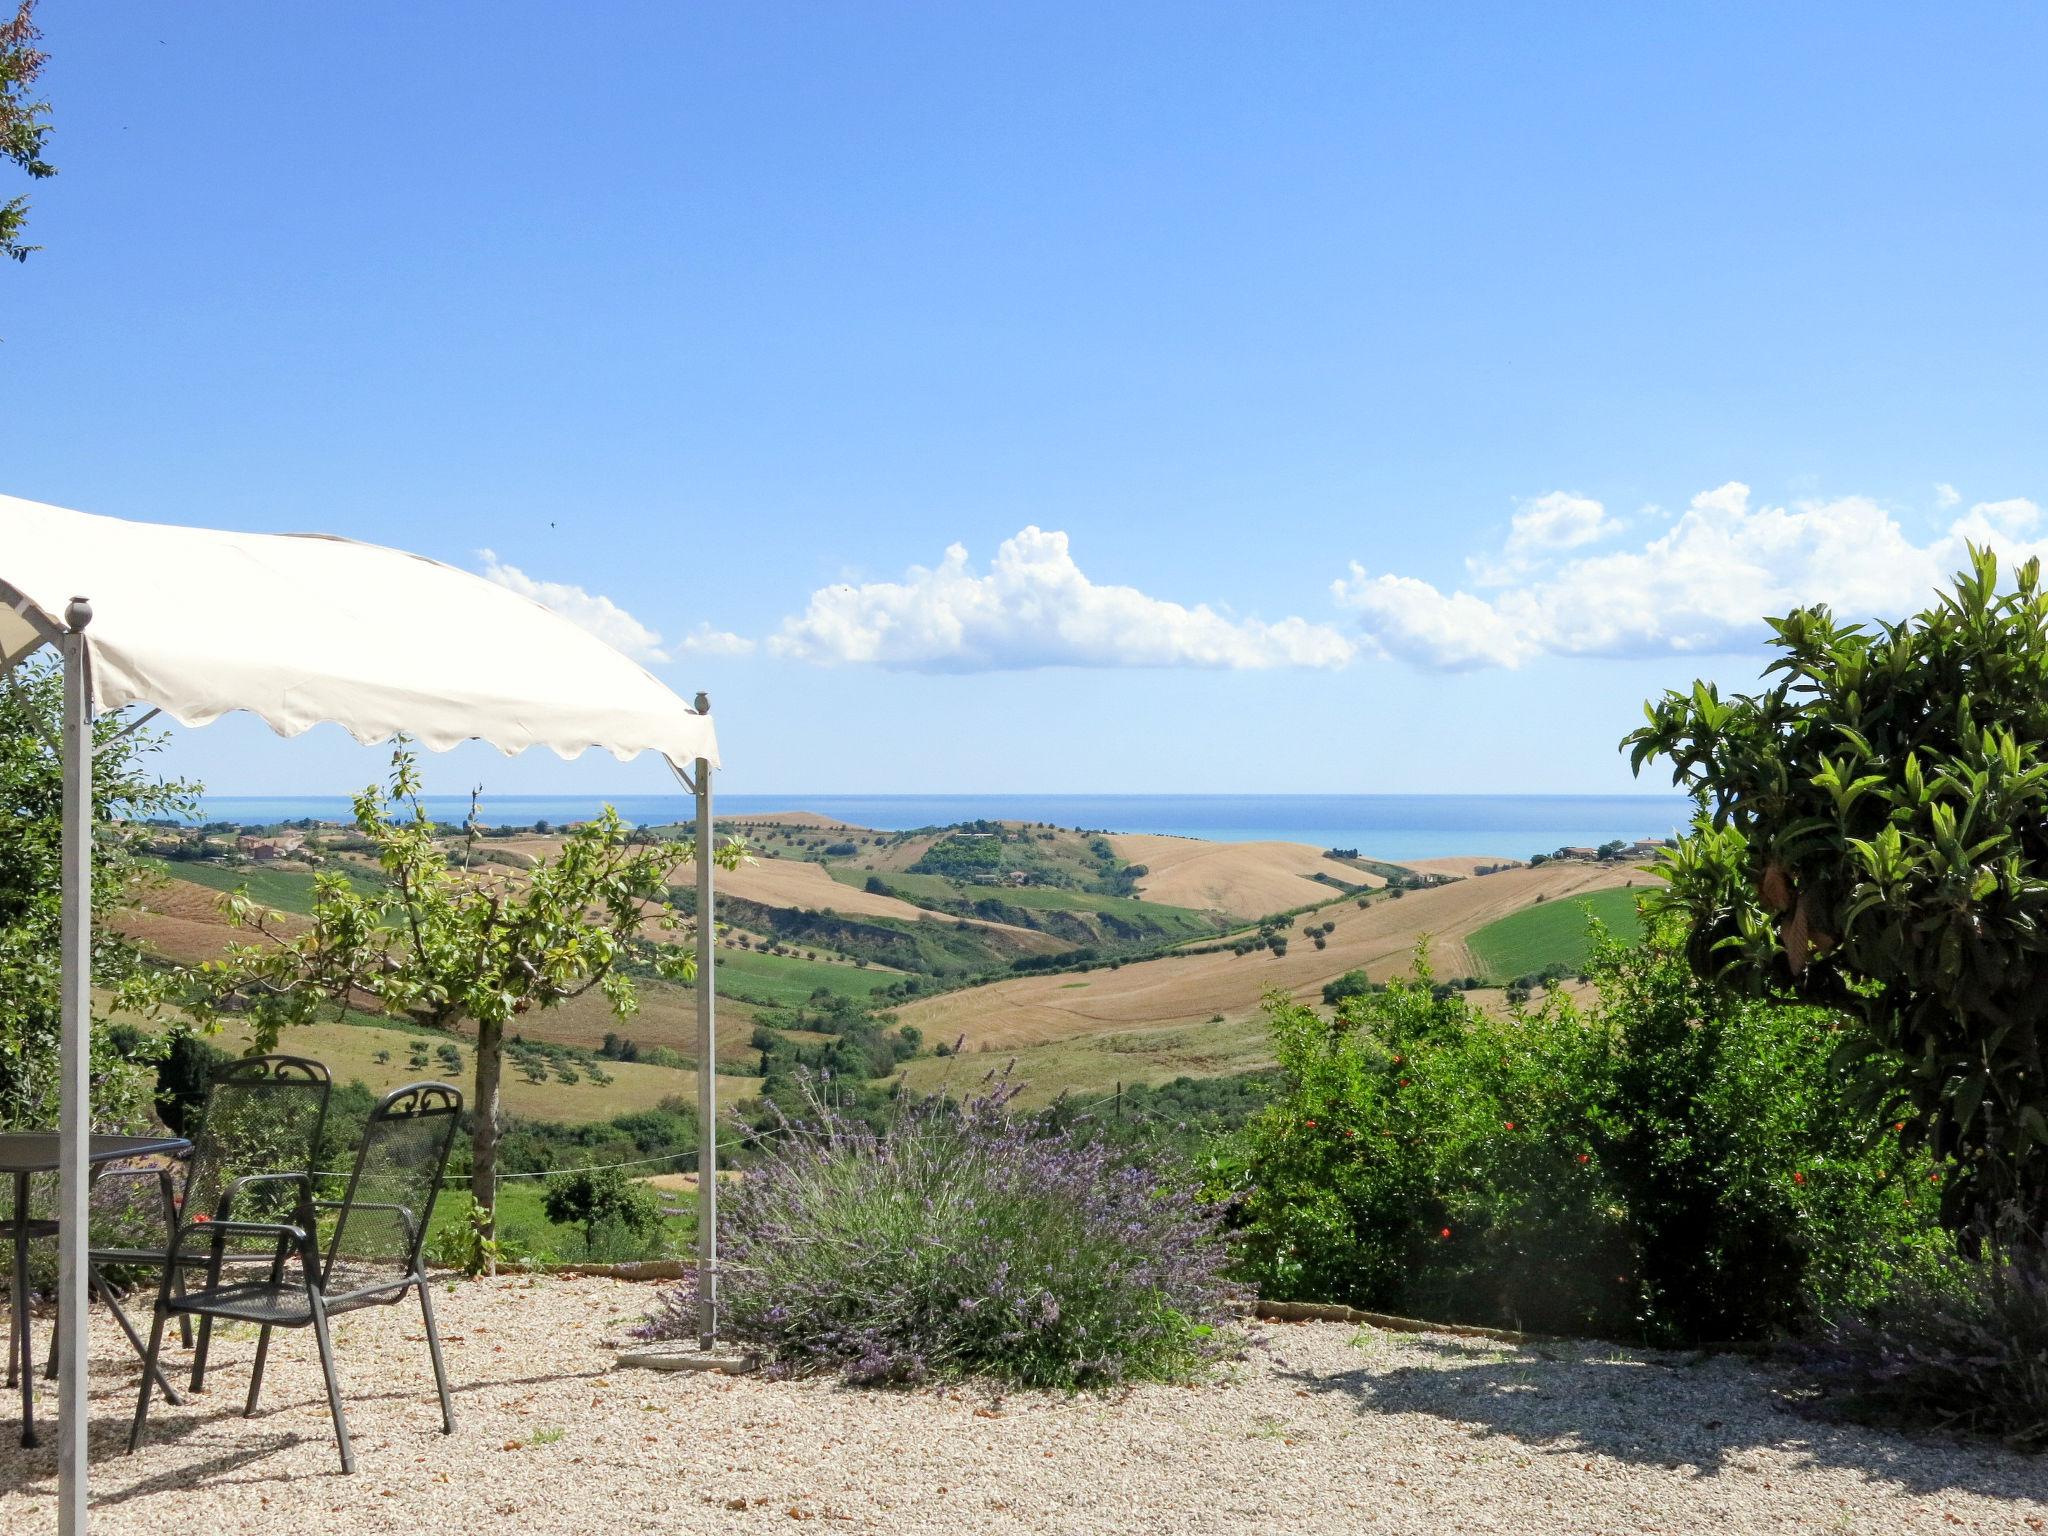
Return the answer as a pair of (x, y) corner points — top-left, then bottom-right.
(196, 746), (745, 1247)
(543, 1164), (664, 1254)
(1626, 546), (2048, 1238)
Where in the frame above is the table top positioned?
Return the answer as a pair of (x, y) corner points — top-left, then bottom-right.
(0, 1132), (192, 1175)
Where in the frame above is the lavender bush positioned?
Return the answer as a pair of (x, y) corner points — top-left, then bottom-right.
(642, 1078), (1240, 1388)
(1797, 1230), (2048, 1447)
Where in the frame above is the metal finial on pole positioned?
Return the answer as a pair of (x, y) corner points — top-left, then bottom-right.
(693, 691), (710, 715)
(56, 596), (93, 1536)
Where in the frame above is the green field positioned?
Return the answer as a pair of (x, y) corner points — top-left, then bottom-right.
(152, 860), (383, 916)
(712, 946), (904, 1008)
(1466, 887), (1645, 981)
(827, 866), (1221, 942)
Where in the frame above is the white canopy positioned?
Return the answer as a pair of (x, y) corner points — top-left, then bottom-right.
(0, 493), (719, 771)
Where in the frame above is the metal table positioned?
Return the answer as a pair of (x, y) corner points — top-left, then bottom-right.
(0, 1132), (191, 1448)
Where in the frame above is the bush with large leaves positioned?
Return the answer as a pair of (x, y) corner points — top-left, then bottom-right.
(1626, 546), (2048, 1238)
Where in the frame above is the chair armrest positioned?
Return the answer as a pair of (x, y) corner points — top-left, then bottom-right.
(167, 1218), (311, 1265)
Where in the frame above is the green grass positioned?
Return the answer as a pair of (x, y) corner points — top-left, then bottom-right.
(152, 859), (384, 915)
(1466, 887), (1645, 981)
(713, 947), (903, 1008)
(423, 1175), (695, 1266)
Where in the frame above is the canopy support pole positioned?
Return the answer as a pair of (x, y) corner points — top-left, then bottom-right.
(57, 598), (93, 1536)
(692, 693), (717, 1349)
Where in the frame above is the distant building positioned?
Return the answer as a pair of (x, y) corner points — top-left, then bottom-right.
(1556, 846), (1598, 860)
(237, 832), (305, 862)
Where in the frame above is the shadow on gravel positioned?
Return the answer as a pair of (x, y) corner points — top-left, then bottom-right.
(1276, 1331), (2048, 1506)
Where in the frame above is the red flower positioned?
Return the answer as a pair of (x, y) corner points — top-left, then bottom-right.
(1793, 1172), (1806, 1185)
(1929, 1173), (1942, 1184)
(193, 1214), (209, 1224)
(1576, 1154), (1590, 1164)
(1503, 1121), (1516, 1131)
(1304, 1119), (1317, 1128)
(1439, 1227), (1452, 1240)
(1399, 1078), (1410, 1088)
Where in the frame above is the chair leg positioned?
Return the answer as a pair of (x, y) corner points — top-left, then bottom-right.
(174, 1267), (193, 1350)
(417, 1276), (455, 1435)
(307, 1295), (355, 1474)
(127, 1300), (169, 1455)
(95, 1270), (183, 1406)
(189, 1314), (214, 1392)
(244, 1326), (273, 1417)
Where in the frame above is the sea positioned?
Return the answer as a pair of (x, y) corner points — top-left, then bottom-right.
(185, 793), (1695, 864)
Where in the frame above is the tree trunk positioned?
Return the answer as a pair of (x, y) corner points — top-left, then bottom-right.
(469, 1016), (504, 1264)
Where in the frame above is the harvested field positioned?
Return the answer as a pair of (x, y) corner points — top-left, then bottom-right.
(5, 1276), (2041, 1534)
(1107, 833), (1378, 918)
(900, 861), (1641, 1050)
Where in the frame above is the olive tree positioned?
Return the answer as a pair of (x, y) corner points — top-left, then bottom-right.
(198, 746), (745, 1237)
(1627, 546), (2048, 1237)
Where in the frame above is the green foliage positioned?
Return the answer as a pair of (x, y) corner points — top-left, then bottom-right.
(541, 1163), (665, 1252)
(1626, 546), (2048, 1237)
(190, 746), (745, 1230)
(1219, 922), (1944, 1343)
(908, 833), (1008, 878)
(1466, 888), (1645, 982)
(426, 1193), (524, 1276)
(0, 2), (53, 263)
(0, 658), (195, 1129)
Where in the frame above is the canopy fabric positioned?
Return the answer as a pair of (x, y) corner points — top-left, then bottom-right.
(0, 494), (718, 770)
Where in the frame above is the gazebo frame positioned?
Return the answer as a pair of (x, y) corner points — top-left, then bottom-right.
(0, 513), (724, 1535)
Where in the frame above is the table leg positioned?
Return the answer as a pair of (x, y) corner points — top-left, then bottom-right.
(12, 1170), (33, 1448)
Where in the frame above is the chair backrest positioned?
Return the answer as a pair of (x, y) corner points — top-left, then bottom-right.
(323, 1081), (462, 1281)
(183, 1054), (333, 1225)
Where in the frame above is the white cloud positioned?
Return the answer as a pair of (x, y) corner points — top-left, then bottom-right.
(1506, 491), (1619, 555)
(768, 526), (1355, 671)
(1935, 482), (1962, 509)
(477, 550), (670, 663)
(677, 622), (757, 657)
(1335, 482), (2047, 671)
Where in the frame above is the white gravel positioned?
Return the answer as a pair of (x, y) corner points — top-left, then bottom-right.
(4, 1275), (2047, 1534)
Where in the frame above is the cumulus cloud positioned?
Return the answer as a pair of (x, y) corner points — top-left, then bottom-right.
(676, 622), (757, 657)
(1506, 491), (1619, 555)
(1935, 482), (1962, 510)
(1335, 483), (2046, 672)
(477, 550), (670, 663)
(768, 526), (1355, 671)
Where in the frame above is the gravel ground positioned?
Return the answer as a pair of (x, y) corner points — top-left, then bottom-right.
(4, 1275), (2048, 1534)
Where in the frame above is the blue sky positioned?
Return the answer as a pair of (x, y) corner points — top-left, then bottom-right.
(5, 3), (2046, 796)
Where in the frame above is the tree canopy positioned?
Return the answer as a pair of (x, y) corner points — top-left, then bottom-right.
(1, 1), (53, 263)
(1628, 546), (2048, 1237)
(0, 657), (194, 1126)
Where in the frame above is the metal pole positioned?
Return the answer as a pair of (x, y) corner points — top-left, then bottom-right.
(692, 693), (717, 1350)
(57, 597), (93, 1536)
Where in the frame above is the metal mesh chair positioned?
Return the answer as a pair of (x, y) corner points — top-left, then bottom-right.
(84, 1054), (332, 1401)
(127, 1081), (464, 1474)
